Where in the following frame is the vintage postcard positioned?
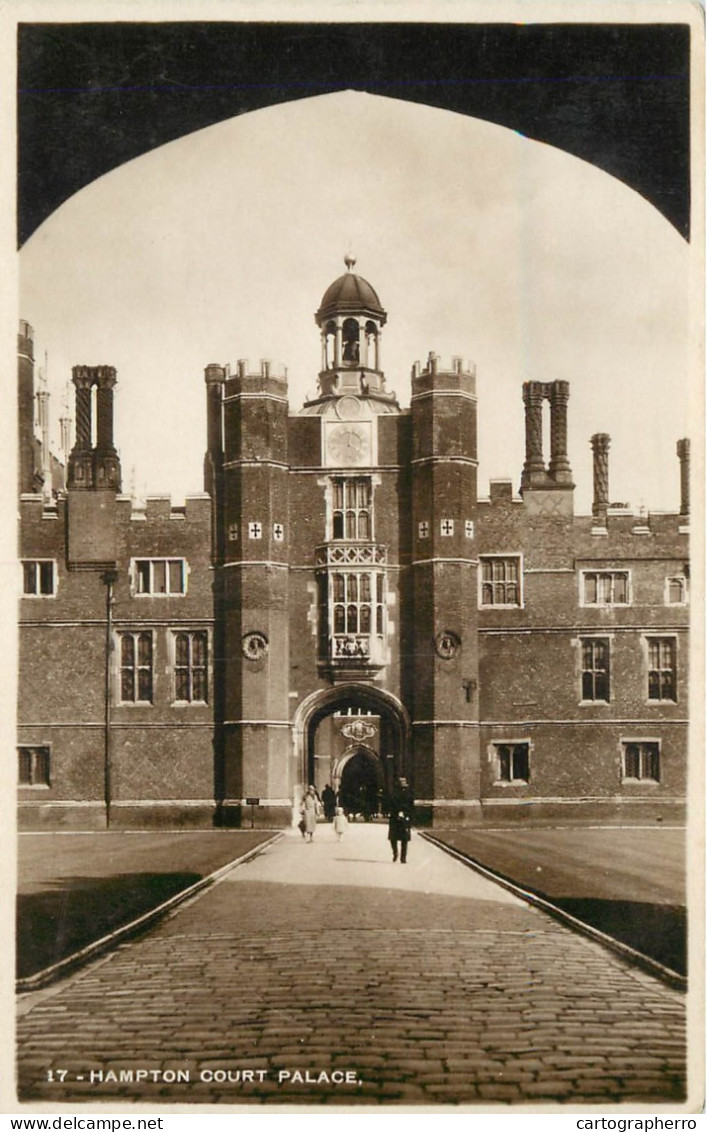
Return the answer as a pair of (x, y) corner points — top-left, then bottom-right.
(6, 2), (704, 1119)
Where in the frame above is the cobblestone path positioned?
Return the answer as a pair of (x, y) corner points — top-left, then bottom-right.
(17, 825), (686, 1107)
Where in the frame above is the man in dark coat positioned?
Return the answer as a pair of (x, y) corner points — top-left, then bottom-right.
(388, 776), (414, 863)
(321, 783), (336, 822)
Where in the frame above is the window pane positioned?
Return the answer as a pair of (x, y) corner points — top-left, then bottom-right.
(18, 749), (32, 784)
(137, 667), (152, 702)
(192, 633), (207, 666)
(137, 633), (152, 666)
(644, 746), (660, 781)
(345, 512), (356, 538)
(153, 561), (167, 593)
(498, 747), (510, 781)
(333, 574), (344, 602)
(334, 605), (345, 634)
(359, 511), (370, 539)
(23, 562), (37, 594)
(624, 745), (640, 778)
(121, 634), (135, 665)
(648, 640), (660, 669)
(175, 669), (189, 701)
(482, 560), (492, 582)
(482, 583), (493, 605)
(648, 671), (661, 699)
(376, 575), (383, 602)
(376, 606), (383, 635)
(175, 633), (189, 666)
(512, 746), (529, 781)
(614, 574), (627, 603)
(333, 513), (344, 539)
(333, 481), (344, 509)
(345, 481), (355, 508)
(595, 672), (608, 701)
(137, 561), (150, 593)
(360, 575), (371, 602)
(121, 669), (135, 702)
(360, 606), (371, 633)
(582, 671), (594, 700)
(192, 669), (207, 703)
(169, 561), (183, 593)
(346, 605), (358, 633)
(506, 559), (518, 582)
(39, 562), (54, 594)
(347, 575), (358, 602)
(584, 574), (597, 603)
(661, 671), (676, 700)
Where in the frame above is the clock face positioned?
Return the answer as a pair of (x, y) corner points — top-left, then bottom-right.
(327, 423), (370, 466)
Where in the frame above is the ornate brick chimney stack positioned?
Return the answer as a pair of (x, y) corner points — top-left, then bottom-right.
(521, 381), (547, 489)
(590, 433), (611, 528)
(548, 381), (573, 486)
(677, 438), (690, 518)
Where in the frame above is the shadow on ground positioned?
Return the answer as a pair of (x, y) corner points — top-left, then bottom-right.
(553, 897), (686, 974)
(17, 872), (200, 978)
(428, 833), (686, 975)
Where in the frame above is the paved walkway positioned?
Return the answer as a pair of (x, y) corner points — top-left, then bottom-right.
(17, 824), (686, 1107)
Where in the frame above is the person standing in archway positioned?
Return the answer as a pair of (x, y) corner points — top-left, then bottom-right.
(322, 782), (336, 822)
(388, 776), (414, 863)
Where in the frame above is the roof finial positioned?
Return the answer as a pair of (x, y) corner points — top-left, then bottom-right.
(344, 252), (356, 272)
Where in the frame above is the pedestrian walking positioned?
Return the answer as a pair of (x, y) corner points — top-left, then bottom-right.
(388, 776), (414, 863)
(333, 807), (348, 841)
(322, 783), (337, 822)
(300, 784), (319, 842)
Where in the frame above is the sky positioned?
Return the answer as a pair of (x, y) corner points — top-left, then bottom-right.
(19, 91), (695, 516)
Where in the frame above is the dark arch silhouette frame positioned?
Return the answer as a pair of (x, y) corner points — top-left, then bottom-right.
(17, 21), (691, 245)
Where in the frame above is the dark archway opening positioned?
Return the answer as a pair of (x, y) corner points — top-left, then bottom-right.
(339, 746), (384, 820)
(302, 684), (409, 818)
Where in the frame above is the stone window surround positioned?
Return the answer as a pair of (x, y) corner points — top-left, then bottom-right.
(489, 739), (532, 785)
(479, 553), (524, 609)
(18, 744), (51, 787)
(130, 557), (188, 597)
(21, 558), (57, 598)
(620, 738), (661, 783)
(579, 568), (632, 608)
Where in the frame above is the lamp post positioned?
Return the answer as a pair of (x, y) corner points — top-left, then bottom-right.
(101, 569), (119, 828)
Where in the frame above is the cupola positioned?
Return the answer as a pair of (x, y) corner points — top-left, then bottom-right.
(313, 257), (390, 400)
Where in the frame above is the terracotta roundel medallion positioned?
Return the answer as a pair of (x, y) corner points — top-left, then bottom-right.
(242, 631), (269, 661)
(434, 630), (461, 660)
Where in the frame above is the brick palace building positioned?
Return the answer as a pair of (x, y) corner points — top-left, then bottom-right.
(17, 260), (691, 828)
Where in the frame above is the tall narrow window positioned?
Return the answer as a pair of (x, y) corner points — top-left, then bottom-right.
(666, 576), (688, 605)
(119, 631), (153, 703)
(174, 631), (208, 703)
(581, 638), (610, 702)
(331, 478), (371, 541)
(647, 637), (677, 702)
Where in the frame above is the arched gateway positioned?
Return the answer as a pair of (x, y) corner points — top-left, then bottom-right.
(292, 684), (411, 823)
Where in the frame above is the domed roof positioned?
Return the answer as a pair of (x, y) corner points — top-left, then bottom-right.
(315, 258), (387, 324)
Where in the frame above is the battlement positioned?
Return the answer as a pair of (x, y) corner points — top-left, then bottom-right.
(411, 352), (476, 397)
(222, 358), (289, 399)
(18, 320), (34, 348)
(116, 493), (212, 525)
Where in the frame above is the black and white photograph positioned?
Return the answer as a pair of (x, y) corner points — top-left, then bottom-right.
(8, 5), (703, 1117)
